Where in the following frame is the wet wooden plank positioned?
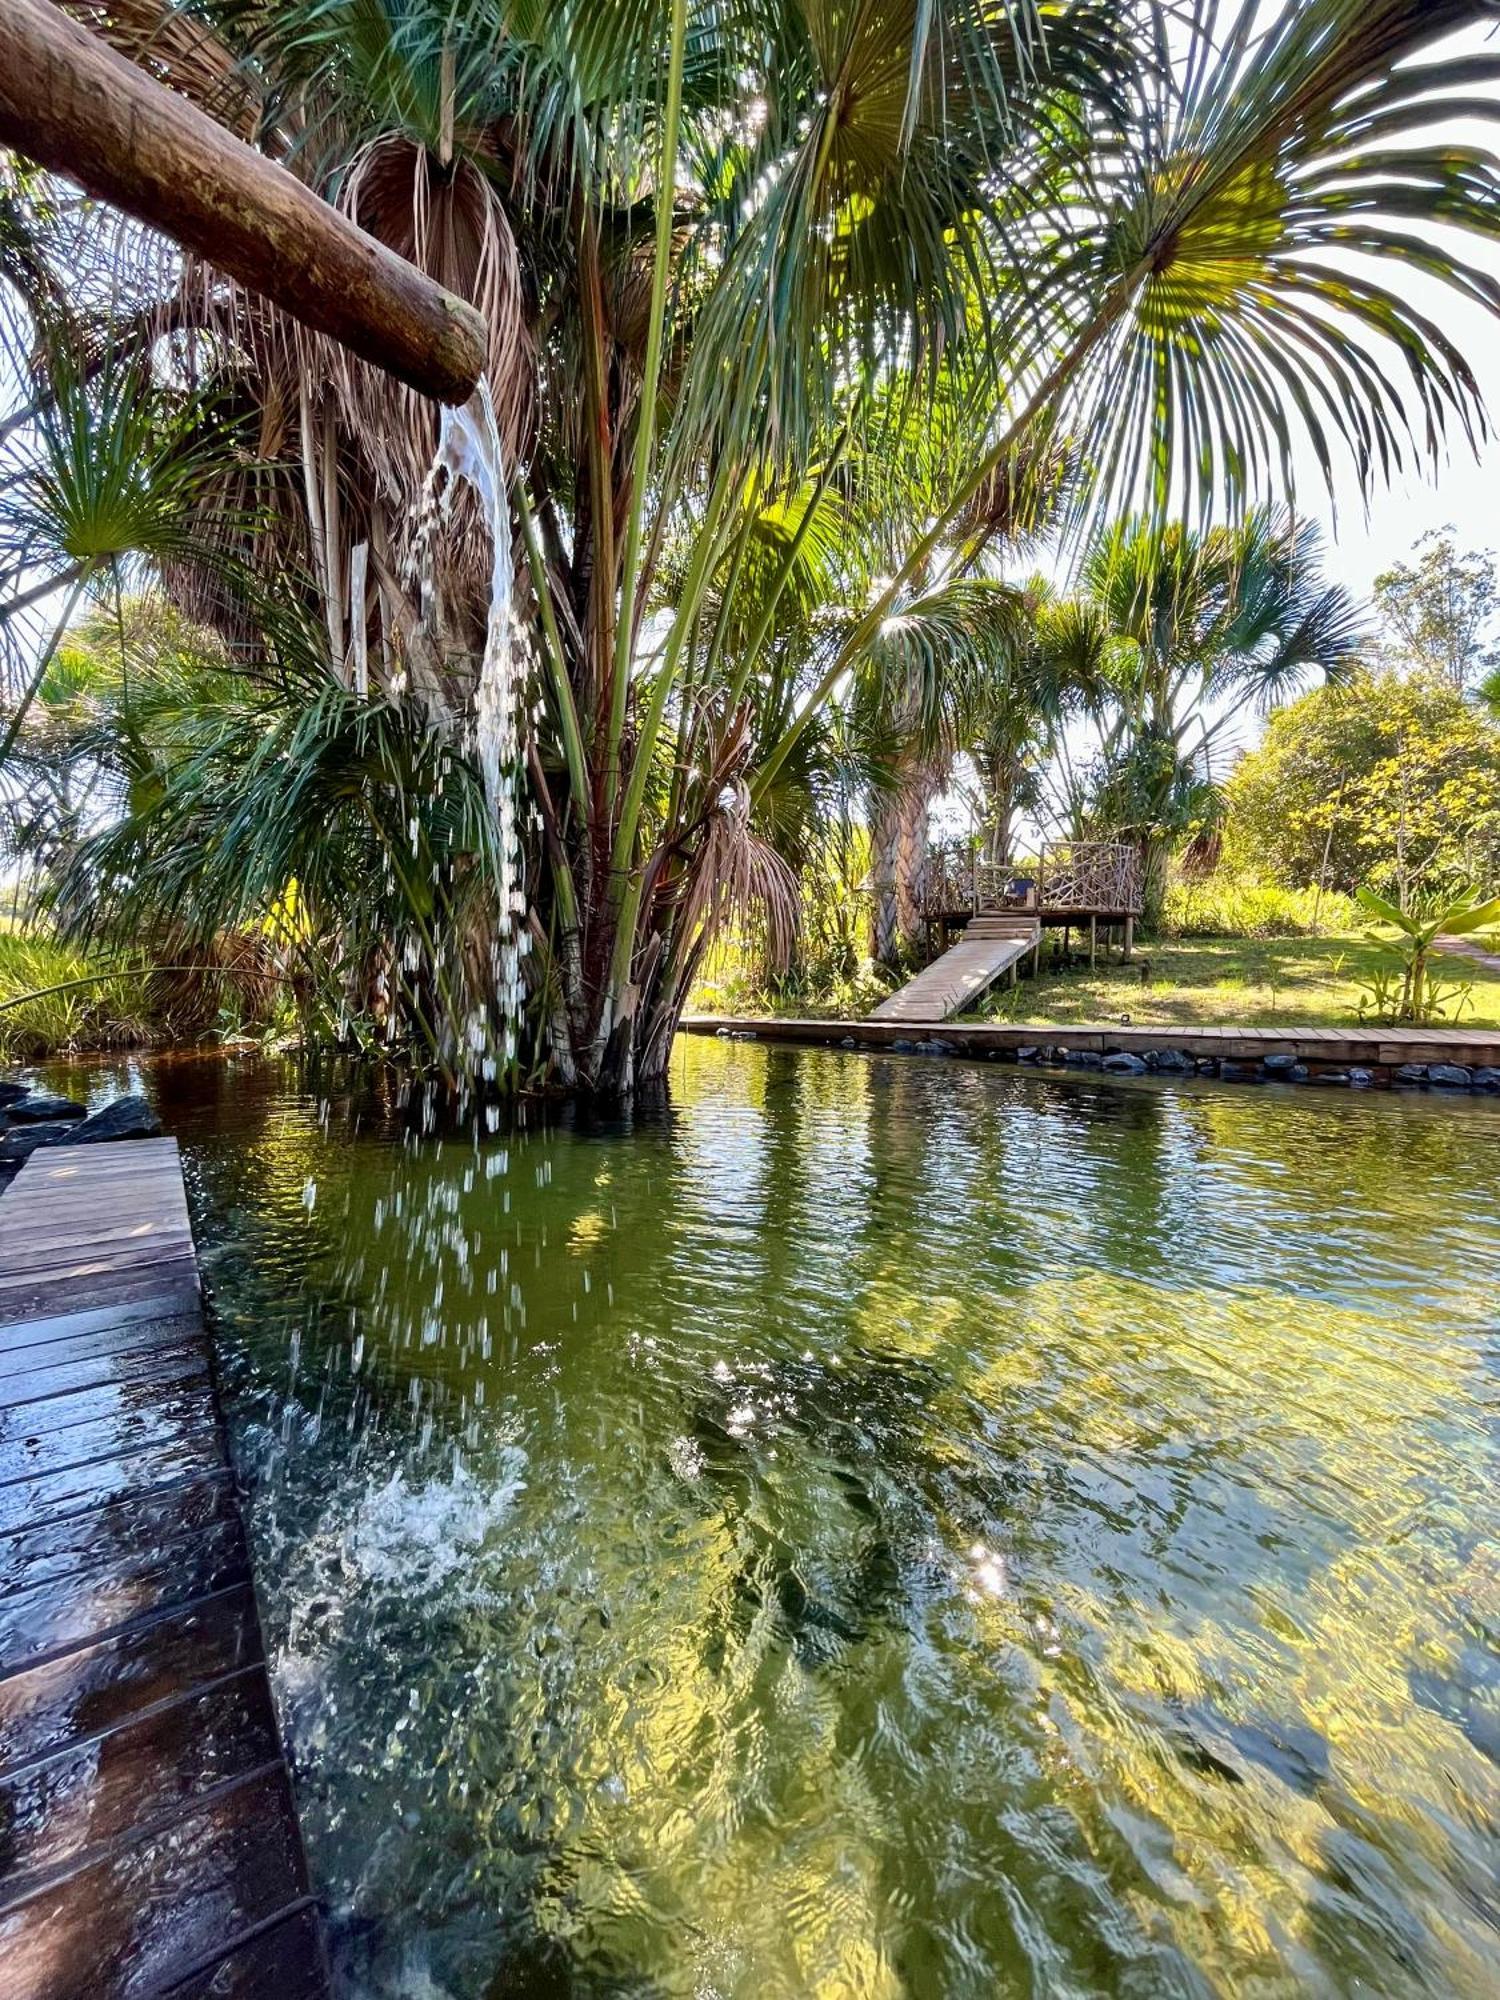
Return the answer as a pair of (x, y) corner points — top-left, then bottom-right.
(0, 1670), (281, 1899)
(0, 1765), (313, 2000)
(0, 1513), (249, 1669)
(0, 1298), (203, 1359)
(0, 1141), (329, 1994)
(0, 1338), (208, 1414)
(0, 1472), (235, 1598)
(0, 1419), (224, 1533)
(0, 1586), (264, 1773)
(163, 1903), (330, 2000)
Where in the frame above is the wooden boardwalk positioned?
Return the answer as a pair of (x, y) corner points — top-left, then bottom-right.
(0, 1139), (328, 1999)
(683, 1014), (1500, 1073)
(873, 915), (1041, 1023)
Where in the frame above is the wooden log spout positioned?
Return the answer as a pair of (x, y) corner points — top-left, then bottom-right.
(0, 0), (487, 404)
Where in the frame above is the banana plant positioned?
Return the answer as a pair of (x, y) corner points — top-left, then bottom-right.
(1354, 885), (1500, 1025)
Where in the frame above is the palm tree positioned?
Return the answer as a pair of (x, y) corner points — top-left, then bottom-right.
(1070, 510), (1366, 916)
(6, 0), (1500, 1093)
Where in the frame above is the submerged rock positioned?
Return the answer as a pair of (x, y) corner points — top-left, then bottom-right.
(1428, 1063), (1473, 1088)
(0, 1081), (30, 1107)
(5, 1092), (86, 1123)
(0, 1121), (77, 1164)
(57, 1095), (162, 1145)
(1474, 1067), (1500, 1090)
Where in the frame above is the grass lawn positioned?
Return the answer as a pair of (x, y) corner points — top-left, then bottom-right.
(965, 932), (1500, 1032)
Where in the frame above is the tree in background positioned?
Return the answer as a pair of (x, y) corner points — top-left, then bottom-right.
(1373, 529), (1500, 691)
(1224, 672), (1500, 906)
(1069, 511), (1363, 918)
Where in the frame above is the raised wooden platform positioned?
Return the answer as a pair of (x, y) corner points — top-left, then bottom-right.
(0, 1139), (328, 1999)
(681, 1014), (1500, 1074)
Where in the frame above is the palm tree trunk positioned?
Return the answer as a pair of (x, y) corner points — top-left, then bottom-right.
(871, 759), (940, 969)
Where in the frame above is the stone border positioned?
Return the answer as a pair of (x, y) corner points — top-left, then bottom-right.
(680, 1017), (1500, 1095)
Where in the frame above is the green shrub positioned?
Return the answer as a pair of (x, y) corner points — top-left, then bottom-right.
(1159, 875), (1358, 940)
(0, 932), (157, 1059)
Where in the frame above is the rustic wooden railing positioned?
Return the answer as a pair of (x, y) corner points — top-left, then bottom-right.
(923, 841), (1142, 917)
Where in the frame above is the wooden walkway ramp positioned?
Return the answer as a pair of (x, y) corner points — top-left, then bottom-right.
(0, 1138), (328, 1999)
(872, 914), (1040, 1024)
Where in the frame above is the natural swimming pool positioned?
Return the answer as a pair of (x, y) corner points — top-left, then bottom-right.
(42, 1040), (1500, 1997)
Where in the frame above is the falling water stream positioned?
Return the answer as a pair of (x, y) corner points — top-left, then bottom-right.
(36, 1042), (1500, 2000)
(414, 379), (529, 1067)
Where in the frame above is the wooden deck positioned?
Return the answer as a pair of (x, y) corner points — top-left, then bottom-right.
(682, 1014), (1500, 1073)
(0, 1139), (329, 1999)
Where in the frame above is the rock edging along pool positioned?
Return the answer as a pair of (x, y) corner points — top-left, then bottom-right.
(682, 1013), (1500, 1092)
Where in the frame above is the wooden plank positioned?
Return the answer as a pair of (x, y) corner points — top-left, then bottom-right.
(0, 1297), (204, 1355)
(0, 1669), (280, 1900)
(0, 1765), (313, 2000)
(872, 923), (1041, 1023)
(163, 1904), (331, 2000)
(0, 1338), (208, 1413)
(0, 1473), (236, 1598)
(0, 1142), (329, 1995)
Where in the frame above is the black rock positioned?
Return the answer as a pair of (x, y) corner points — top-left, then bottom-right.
(1428, 1062), (1473, 1088)
(1196, 1057), (1220, 1075)
(0, 1080), (30, 1107)
(1474, 1066), (1500, 1090)
(1394, 1064), (1427, 1084)
(1309, 1069), (1351, 1086)
(56, 1094), (162, 1145)
(1017, 1046), (1040, 1063)
(5, 1092), (87, 1123)
(1151, 1049), (1195, 1072)
(1349, 1068), (1375, 1088)
(1070, 1050), (1103, 1069)
(915, 1038), (957, 1057)
(1103, 1052), (1148, 1074)
(0, 1121), (77, 1164)
(1262, 1053), (1300, 1074)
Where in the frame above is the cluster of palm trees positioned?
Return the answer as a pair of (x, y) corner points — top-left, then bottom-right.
(2, 0), (1499, 1094)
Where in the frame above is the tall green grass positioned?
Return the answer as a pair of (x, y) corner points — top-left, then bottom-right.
(0, 933), (158, 1061)
(1159, 875), (1358, 940)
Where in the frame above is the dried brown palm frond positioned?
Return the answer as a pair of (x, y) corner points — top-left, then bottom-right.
(952, 431), (1073, 554)
(675, 778), (799, 973)
(61, 0), (262, 139)
(320, 137), (531, 498)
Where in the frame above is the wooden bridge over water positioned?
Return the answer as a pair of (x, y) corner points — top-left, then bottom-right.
(875, 841), (1143, 1024)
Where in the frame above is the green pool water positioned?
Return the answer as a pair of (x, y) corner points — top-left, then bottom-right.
(43, 1040), (1500, 1997)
